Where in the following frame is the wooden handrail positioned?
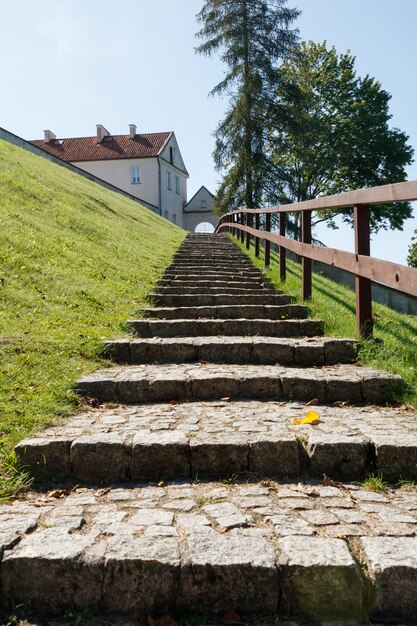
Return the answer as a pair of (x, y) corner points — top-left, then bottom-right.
(215, 179), (417, 338)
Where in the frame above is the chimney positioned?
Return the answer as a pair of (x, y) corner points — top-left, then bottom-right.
(44, 130), (56, 143)
(96, 124), (110, 143)
(129, 124), (137, 139)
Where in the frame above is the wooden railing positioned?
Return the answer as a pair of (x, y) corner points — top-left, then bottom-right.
(215, 180), (417, 338)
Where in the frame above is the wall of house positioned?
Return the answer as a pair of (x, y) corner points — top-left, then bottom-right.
(183, 211), (217, 232)
(183, 187), (216, 232)
(73, 158), (161, 210)
(159, 135), (188, 227)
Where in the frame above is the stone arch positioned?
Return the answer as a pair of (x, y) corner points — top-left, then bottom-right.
(194, 221), (215, 233)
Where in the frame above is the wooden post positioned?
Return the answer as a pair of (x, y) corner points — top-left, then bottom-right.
(264, 212), (271, 268)
(246, 213), (251, 249)
(279, 212), (286, 281)
(302, 210), (312, 300)
(240, 212), (245, 244)
(354, 204), (373, 338)
(255, 213), (260, 257)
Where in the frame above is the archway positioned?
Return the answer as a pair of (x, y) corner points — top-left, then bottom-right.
(194, 221), (215, 233)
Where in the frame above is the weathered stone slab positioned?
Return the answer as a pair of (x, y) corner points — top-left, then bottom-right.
(15, 436), (72, 476)
(306, 434), (369, 479)
(131, 431), (190, 481)
(178, 526), (278, 613)
(249, 435), (301, 477)
(373, 433), (417, 482)
(0, 529), (103, 614)
(359, 537), (417, 620)
(102, 535), (180, 613)
(71, 433), (131, 482)
(190, 434), (249, 478)
(279, 536), (365, 622)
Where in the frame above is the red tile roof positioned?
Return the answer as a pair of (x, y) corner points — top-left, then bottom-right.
(30, 132), (172, 163)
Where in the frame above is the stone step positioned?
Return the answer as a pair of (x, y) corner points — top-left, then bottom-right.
(3, 477), (417, 620)
(105, 336), (357, 366)
(76, 363), (403, 405)
(149, 294), (294, 306)
(163, 270), (266, 280)
(129, 318), (323, 337)
(16, 401), (417, 483)
(157, 279), (269, 288)
(140, 303), (303, 320)
(173, 252), (244, 259)
(169, 260), (252, 267)
(155, 286), (276, 295)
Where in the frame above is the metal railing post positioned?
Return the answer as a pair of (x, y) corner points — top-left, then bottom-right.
(255, 213), (260, 257)
(264, 212), (271, 268)
(354, 204), (373, 338)
(279, 212), (286, 281)
(302, 210), (312, 300)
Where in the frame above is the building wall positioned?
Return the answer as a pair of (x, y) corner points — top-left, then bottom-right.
(183, 211), (217, 232)
(183, 186), (216, 232)
(72, 134), (189, 227)
(72, 158), (160, 209)
(159, 134), (188, 227)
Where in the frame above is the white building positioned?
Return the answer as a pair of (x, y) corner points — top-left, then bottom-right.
(32, 124), (192, 227)
(183, 186), (216, 232)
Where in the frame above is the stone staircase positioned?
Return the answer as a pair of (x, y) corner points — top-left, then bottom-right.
(4, 233), (417, 623)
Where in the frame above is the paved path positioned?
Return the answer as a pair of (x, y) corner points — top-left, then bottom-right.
(4, 233), (417, 624)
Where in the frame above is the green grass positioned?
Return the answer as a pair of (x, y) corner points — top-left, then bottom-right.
(232, 236), (417, 407)
(0, 139), (186, 498)
(359, 472), (389, 492)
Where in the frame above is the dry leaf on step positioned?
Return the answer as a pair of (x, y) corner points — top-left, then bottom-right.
(293, 410), (320, 426)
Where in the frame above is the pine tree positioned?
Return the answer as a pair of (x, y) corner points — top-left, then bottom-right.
(196, 0), (300, 214)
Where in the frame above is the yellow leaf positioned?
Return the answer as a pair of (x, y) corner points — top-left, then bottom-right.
(293, 410), (320, 426)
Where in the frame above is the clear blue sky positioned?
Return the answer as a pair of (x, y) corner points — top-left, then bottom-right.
(1, 0), (416, 263)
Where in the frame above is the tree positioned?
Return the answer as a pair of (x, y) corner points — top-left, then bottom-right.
(269, 41), (414, 234)
(408, 234), (417, 268)
(195, 0), (300, 214)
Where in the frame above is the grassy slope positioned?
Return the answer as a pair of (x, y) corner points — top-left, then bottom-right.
(0, 140), (186, 496)
(234, 237), (417, 407)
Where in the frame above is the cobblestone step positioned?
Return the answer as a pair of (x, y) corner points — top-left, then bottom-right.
(105, 336), (357, 366)
(155, 286), (276, 295)
(76, 363), (403, 405)
(157, 279), (269, 289)
(149, 294), (301, 306)
(16, 402), (417, 483)
(128, 318), (323, 337)
(2, 479), (417, 621)
(168, 261), (254, 269)
(163, 270), (266, 279)
(8, 232), (413, 623)
(140, 303), (298, 319)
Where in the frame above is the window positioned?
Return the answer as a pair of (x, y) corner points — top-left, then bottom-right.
(164, 210), (169, 220)
(131, 165), (141, 184)
(167, 171), (172, 190)
(172, 214), (177, 224)
(201, 200), (207, 209)
(170, 146), (175, 164)
(175, 176), (180, 194)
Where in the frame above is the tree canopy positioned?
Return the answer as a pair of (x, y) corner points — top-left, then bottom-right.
(407, 234), (417, 268)
(269, 41), (415, 233)
(196, 0), (300, 214)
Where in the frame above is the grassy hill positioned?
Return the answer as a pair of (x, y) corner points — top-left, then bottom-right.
(0, 139), (186, 497)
